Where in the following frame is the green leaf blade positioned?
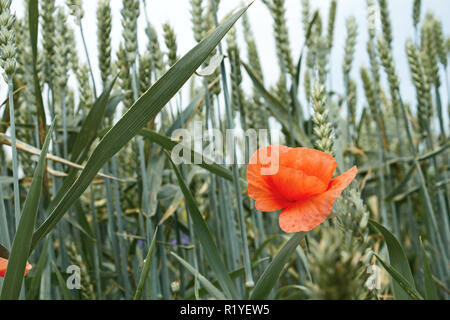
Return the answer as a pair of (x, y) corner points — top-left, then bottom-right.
(369, 219), (416, 300)
(134, 227), (158, 300)
(1, 121), (55, 300)
(250, 232), (306, 300)
(419, 237), (438, 299)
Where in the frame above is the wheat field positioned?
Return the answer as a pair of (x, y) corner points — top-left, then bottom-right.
(0, 0), (449, 301)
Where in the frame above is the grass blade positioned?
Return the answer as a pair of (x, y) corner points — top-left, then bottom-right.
(26, 238), (50, 300)
(374, 254), (423, 300)
(419, 237), (438, 299)
(170, 251), (227, 300)
(134, 227), (158, 300)
(0, 121), (54, 300)
(369, 219), (416, 300)
(250, 232), (306, 300)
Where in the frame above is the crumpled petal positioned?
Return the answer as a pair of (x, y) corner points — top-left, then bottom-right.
(0, 258), (7, 277)
(247, 145), (292, 211)
(279, 166), (358, 232)
(0, 257), (33, 277)
(270, 166), (327, 201)
(280, 148), (337, 185)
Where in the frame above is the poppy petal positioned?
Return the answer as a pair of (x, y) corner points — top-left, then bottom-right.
(247, 145), (292, 211)
(0, 257), (7, 277)
(278, 193), (334, 232)
(280, 148), (337, 185)
(278, 166), (358, 232)
(247, 178), (290, 211)
(0, 257), (33, 278)
(328, 166), (358, 192)
(270, 166), (327, 201)
(25, 261), (33, 275)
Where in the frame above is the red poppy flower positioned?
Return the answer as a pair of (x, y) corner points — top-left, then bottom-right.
(247, 145), (357, 233)
(0, 257), (32, 277)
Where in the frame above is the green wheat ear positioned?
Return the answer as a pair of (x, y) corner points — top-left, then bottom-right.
(227, 27), (245, 121)
(66, 0), (84, 25)
(190, 0), (204, 43)
(413, 0), (421, 29)
(121, 0), (140, 64)
(301, 0), (311, 37)
(163, 23), (179, 67)
(41, 0), (56, 84)
(53, 7), (70, 89)
(266, 0), (295, 77)
(406, 39), (432, 135)
(0, 3), (16, 76)
(146, 23), (165, 75)
(379, 0), (393, 47)
(97, 0), (112, 86)
(377, 37), (400, 103)
(242, 12), (267, 130)
(432, 18), (447, 67)
(343, 16), (357, 78)
(326, 0), (337, 51)
(306, 187), (372, 300)
(312, 81), (335, 156)
(421, 15), (440, 87)
(116, 43), (133, 109)
(138, 52), (152, 95)
(77, 64), (94, 113)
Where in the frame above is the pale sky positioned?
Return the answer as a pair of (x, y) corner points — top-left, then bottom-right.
(4, 0), (450, 126)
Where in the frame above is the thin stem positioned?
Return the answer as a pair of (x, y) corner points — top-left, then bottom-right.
(7, 75), (20, 230)
(89, 185), (103, 299)
(0, 185), (10, 248)
(61, 87), (68, 159)
(80, 22), (98, 98)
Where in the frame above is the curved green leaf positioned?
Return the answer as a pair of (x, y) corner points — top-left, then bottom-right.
(134, 227), (158, 300)
(374, 254), (423, 300)
(170, 252), (226, 300)
(419, 237), (438, 299)
(369, 219), (416, 300)
(1, 121), (54, 300)
(26, 238), (50, 300)
(250, 232), (306, 300)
